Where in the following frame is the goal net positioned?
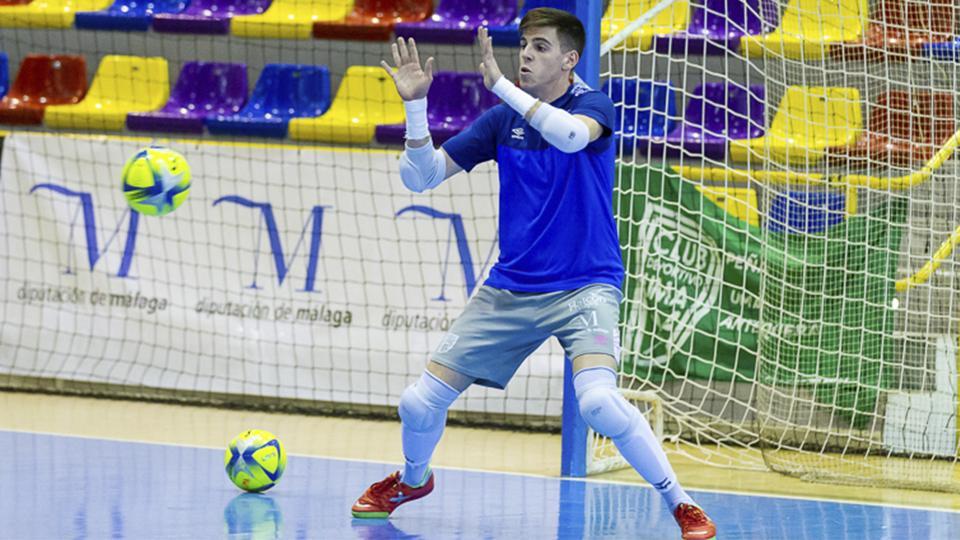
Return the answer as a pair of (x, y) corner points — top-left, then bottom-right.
(592, 0), (960, 492)
(0, 6), (563, 428)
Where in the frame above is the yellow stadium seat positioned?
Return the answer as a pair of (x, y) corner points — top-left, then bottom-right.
(44, 55), (169, 131)
(729, 86), (862, 166)
(0, 0), (110, 28)
(601, 0), (689, 50)
(673, 166), (825, 186)
(741, 0), (867, 60)
(231, 0), (353, 39)
(696, 186), (760, 227)
(289, 65), (403, 144)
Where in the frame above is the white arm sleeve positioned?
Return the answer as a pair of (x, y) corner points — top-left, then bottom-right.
(528, 102), (591, 153)
(491, 76), (591, 154)
(399, 142), (447, 193)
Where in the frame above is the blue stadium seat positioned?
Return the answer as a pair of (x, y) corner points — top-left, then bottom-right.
(924, 38), (960, 61)
(0, 52), (8, 98)
(488, 0), (576, 47)
(604, 77), (678, 149)
(767, 190), (847, 234)
(205, 63), (330, 138)
(74, 0), (189, 31)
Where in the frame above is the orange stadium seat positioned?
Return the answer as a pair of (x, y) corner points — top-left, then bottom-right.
(0, 54), (87, 125)
(832, 0), (956, 61)
(312, 0), (431, 41)
(44, 55), (168, 131)
(829, 91), (955, 167)
(288, 65), (403, 143)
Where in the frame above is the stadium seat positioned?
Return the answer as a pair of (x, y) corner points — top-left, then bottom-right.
(44, 55), (168, 131)
(74, 0), (188, 31)
(205, 63), (330, 138)
(289, 65), (403, 143)
(600, 0), (689, 51)
(741, 0), (867, 60)
(312, 0), (431, 42)
(832, 0), (955, 61)
(729, 86), (862, 166)
(231, 0), (352, 39)
(374, 72), (497, 145)
(653, 0), (777, 55)
(152, 0), (271, 34)
(659, 82), (765, 159)
(393, 0), (516, 45)
(829, 91), (955, 167)
(605, 78), (678, 150)
(0, 53), (7, 98)
(488, 0), (576, 47)
(0, 54), (87, 125)
(127, 62), (248, 134)
(0, 0), (112, 28)
(696, 185), (760, 227)
(924, 37), (960, 62)
(767, 190), (849, 234)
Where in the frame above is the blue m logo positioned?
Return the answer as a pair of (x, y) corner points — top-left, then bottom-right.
(29, 183), (140, 277)
(213, 195), (328, 292)
(396, 205), (494, 301)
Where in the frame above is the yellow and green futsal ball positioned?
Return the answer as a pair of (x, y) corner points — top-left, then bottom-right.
(121, 146), (192, 216)
(224, 429), (287, 493)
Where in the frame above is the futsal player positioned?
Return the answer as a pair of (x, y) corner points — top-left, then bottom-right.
(352, 8), (716, 539)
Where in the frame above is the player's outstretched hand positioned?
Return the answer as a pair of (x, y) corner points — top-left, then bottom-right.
(476, 27), (504, 90)
(381, 37), (434, 101)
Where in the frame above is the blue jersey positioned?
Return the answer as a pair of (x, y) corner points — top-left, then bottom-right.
(442, 80), (624, 293)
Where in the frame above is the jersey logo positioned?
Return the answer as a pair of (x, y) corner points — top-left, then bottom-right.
(572, 82), (591, 97)
(511, 127), (525, 140)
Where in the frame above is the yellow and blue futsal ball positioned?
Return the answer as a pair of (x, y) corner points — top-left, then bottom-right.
(224, 429), (287, 493)
(121, 146), (191, 216)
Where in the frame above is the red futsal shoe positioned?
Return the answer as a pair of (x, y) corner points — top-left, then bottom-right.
(351, 470), (434, 518)
(674, 503), (717, 540)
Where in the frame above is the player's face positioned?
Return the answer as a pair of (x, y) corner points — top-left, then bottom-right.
(518, 27), (576, 92)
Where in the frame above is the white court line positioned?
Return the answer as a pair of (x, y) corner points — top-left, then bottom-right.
(3, 427), (959, 515)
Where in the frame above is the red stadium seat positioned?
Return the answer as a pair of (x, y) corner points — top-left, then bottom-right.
(312, 0), (431, 42)
(832, 0), (956, 61)
(0, 54), (87, 125)
(829, 91), (955, 166)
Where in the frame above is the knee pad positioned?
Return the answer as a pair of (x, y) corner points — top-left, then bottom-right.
(574, 367), (637, 440)
(577, 385), (637, 440)
(398, 371), (460, 432)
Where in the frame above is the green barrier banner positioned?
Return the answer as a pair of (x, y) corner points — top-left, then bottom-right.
(618, 164), (906, 423)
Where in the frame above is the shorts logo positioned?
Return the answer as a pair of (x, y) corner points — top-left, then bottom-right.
(436, 333), (459, 354)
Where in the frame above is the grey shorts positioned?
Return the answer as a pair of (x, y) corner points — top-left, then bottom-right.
(431, 283), (623, 389)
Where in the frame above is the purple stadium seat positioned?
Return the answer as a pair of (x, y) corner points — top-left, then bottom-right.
(661, 83), (766, 158)
(653, 0), (778, 55)
(74, 0), (189, 31)
(126, 62), (248, 134)
(393, 0), (516, 45)
(152, 0), (272, 34)
(374, 72), (497, 145)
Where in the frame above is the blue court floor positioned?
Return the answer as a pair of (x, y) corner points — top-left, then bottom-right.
(2, 430), (958, 539)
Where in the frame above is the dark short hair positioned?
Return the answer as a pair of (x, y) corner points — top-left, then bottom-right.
(519, 7), (585, 57)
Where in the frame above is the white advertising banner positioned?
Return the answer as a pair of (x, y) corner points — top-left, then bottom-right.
(0, 133), (565, 418)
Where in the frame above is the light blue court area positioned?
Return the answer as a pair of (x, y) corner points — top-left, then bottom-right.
(2, 430), (959, 540)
